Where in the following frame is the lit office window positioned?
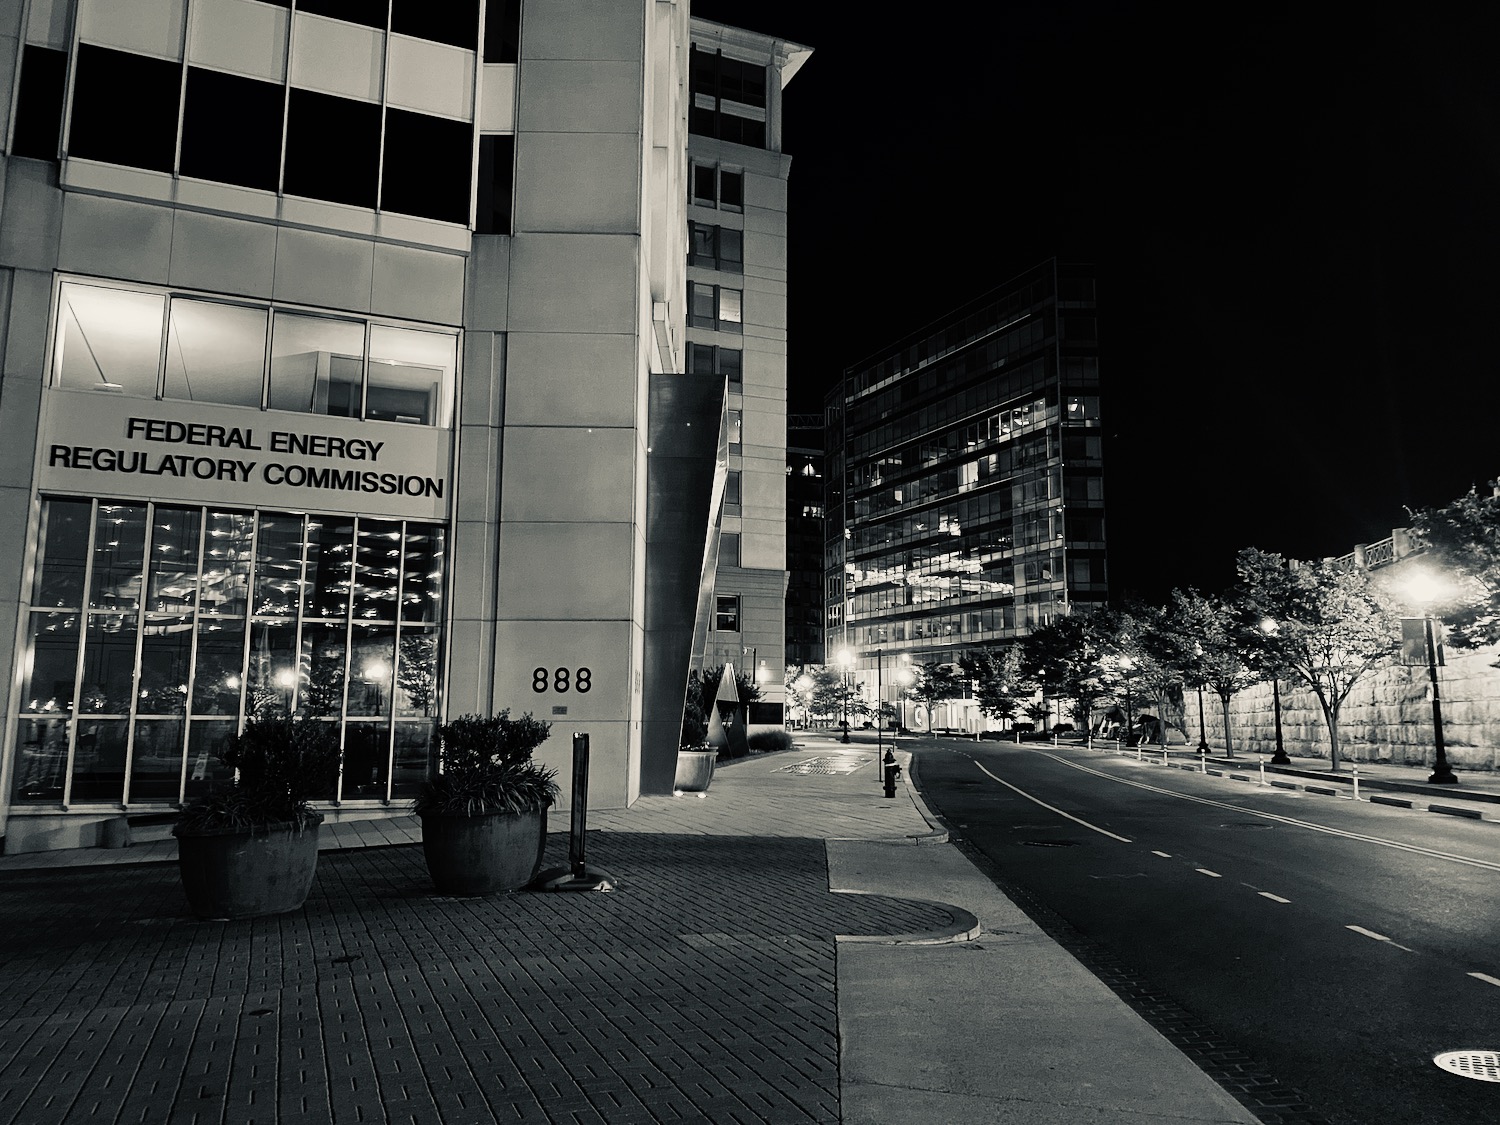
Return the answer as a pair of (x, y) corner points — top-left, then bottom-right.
(368, 325), (456, 426)
(268, 312), (366, 417)
(53, 284), (165, 397)
(715, 594), (740, 632)
(727, 409), (741, 446)
(164, 300), (268, 408)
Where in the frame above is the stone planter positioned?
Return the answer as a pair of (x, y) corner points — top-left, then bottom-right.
(673, 748), (717, 793)
(174, 814), (322, 920)
(419, 807), (548, 895)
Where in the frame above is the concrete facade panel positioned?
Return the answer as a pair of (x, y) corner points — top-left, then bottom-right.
(502, 332), (637, 427)
(386, 34), (474, 122)
(506, 234), (638, 334)
(187, 0), (288, 82)
(479, 64), (517, 133)
(78, 0), (185, 60)
(3, 269), (51, 379)
(271, 227), (374, 313)
(517, 60), (642, 134)
(465, 236), (510, 331)
(370, 243), (465, 325)
(514, 132), (642, 233)
(0, 374), (40, 483)
(168, 210), (277, 298)
(459, 331), (502, 429)
(500, 426), (635, 523)
(0, 160), (62, 273)
(521, 0), (643, 61)
(288, 12), (382, 103)
(59, 194), (173, 284)
(454, 423), (500, 524)
(497, 521), (634, 620)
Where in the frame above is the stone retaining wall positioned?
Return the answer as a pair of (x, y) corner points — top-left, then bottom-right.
(1192, 644), (1500, 771)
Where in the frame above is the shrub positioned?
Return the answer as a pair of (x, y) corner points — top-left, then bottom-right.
(748, 729), (795, 754)
(176, 715), (341, 834)
(413, 711), (559, 817)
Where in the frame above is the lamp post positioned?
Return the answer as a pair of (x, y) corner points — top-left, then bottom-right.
(1192, 643), (1210, 754)
(876, 647), (884, 771)
(1402, 570), (1458, 785)
(838, 647), (852, 743)
(1259, 618), (1291, 765)
(1118, 655), (1135, 744)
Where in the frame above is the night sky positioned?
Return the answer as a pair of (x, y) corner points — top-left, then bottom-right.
(694, 2), (1500, 603)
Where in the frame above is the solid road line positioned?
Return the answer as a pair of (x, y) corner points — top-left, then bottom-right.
(1467, 972), (1500, 988)
(1027, 750), (1500, 873)
(965, 756), (1132, 842)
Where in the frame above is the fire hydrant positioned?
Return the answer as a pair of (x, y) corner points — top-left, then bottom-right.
(882, 748), (902, 798)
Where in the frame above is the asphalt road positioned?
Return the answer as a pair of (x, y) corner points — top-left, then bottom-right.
(911, 739), (1500, 1125)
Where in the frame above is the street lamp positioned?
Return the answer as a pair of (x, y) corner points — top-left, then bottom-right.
(1259, 618), (1291, 765)
(837, 647), (853, 743)
(794, 673), (813, 729)
(1118, 655), (1135, 744)
(1402, 569), (1458, 785)
(1192, 643), (1210, 754)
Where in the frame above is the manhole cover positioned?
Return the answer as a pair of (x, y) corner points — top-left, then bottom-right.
(1434, 1050), (1500, 1082)
(1022, 839), (1079, 847)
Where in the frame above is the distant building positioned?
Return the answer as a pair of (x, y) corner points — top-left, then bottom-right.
(687, 22), (811, 718)
(823, 259), (1106, 731)
(785, 414), (825, 671)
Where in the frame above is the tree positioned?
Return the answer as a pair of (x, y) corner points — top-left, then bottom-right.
(809, 666), (863, 731)
(910, 662), (965, 725)
(1236, 548), (1401, 769)
(1018, 611), (1122, 736)
(1154, 589), (1259, 756)
(958, 646), (1024, 725)
(1408, 486), (1500, 655)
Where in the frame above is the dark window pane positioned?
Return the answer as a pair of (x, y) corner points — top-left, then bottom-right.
(298, 0), (385, 30)
(138, 615), (193, 714)
(689, 104), (716, 138)
(180, 68), (283, 191)
(69, 45), (180, 173)
(391, 721), (434, 797)
(475, 134), (514, 233)
(70, 718), (128, 802)
(33, 499), (92, 607)
(13, 718), (70, 803)
(382, 107), (471, 223)
(719, 170), (743, 209)
(689, 47), (715, 95)
(90, 504), (148, 612)
(719, 348), (742, 385)
(12, 45), (67, 160)
(692, 164), (716, 205)
(341, 720), (390, 798)
(392, 0), (479, 49)
(304, 516), (355, 618)
(482, 0), (521, 62)
(353, 519), (402, 620)
(192, 617), (245, 715)
(284, 88), (380, 209)
(129, 718), (185, 800)
(21, 612), (79, 715)
(400, 524), (445, 623)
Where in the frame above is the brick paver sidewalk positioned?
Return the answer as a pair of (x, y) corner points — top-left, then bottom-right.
(0, 829), (952, 1125)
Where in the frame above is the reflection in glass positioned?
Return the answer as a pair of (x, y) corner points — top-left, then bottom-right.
(33, 500), (91, 607)
(183, 718), (236, 800)
(299, 622), (347, 717)
(247, 620), (297, 716)
(163, 299), (267, 407)
(129, 719), (185, 800)
(146, 507), (202, 612)
(200, 510), (254, 617)
(54, 283), (165, 397)
(193, 617), (245, 715)
(400, 524), (445, 623)
(353, 520), (401, 621)
(69, 718), (128, 802)
(89, 504), (148, 611)
(366, 325), (455, 426)
(268, 312), (364, 417)
(304, 517), (355, 618)
(395, 630), (439, 717)
(12, 718), (70, 802)
(347, 624), (395, 717)
(22, 612), (79, 713)
(391, 722), (434, 798)
(253, 512), (304, 616)
(138, 615), (192, 714)
(342, 722), (389, 800)
(80, 614), (137, 713)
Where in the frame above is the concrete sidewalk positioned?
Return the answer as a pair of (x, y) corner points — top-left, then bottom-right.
(0, 738), (1264, 1124)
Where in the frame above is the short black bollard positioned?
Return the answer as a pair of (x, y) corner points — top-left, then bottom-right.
(533, 733), (617, 892)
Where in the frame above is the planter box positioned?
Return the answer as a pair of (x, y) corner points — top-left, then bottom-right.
(174, 814), (322, 920)
(674, 748), (716, 793)
(419, 807), (548, 895)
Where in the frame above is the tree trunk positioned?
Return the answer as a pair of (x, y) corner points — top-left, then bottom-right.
(1316, 693), (1342, 771)
(1217, 690), (1234, 758)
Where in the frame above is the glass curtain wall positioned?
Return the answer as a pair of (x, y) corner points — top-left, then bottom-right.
(13, 497), (445, 807)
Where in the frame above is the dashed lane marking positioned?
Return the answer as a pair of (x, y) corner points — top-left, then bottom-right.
(1258, 892), (1291, 903)
(1151, 850), (1172, 858)
(965, 756), (1132, 843)
(1468, 972), (1500, 988)
(1196, 868), (1222, 878)
(1346, 925), (1414, 952)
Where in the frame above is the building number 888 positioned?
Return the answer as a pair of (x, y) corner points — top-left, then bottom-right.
(532, 667), (592, 693)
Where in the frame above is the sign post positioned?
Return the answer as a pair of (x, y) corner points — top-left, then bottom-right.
(534, 733), (616, 892)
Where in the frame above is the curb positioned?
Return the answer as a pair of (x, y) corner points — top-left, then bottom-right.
(831, 889), (982, 945)
(1430, 803), (1483, 819)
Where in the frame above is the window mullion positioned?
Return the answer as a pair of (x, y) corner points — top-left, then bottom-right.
(60, 499), (99, 810)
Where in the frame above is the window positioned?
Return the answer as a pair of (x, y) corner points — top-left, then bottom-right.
(284, 88), (381, 209)
(1065, 395), (1100, 422)
(299, 0), (385, 30)
(180, 68), (284, 192)
(725, 470), (742, 508)
(392, 0), (481, 49)
(689, 47), (768, 147)
(688, 223), (743, 272)
(720, 532), (740, 568)
(54, 284), (166, 397)
(715, 594), (740, 632)
(12, 498), (446, 806)
(689, 164), (744, 212)
(727, 409), (741, 446)
(366, 325), (456, 425)
(476, 135), (515, 234)
(269, 313), (365, 417)
(382, 108), (473, 224)
(68, 45), (181, 173)
(165, 300), (268, 408)
(687, 343), (743, 387)
(687, 283), (743, 333)
(482, 0), (522, 62)
(11, 45), (67, 160)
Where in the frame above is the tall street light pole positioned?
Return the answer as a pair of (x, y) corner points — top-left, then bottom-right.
(1192, 642), (1210, 754)
(1422, 611), (1457, 784)
(875, 647), (884, 774)
(1259, 618), (1291, 765)
(838, 647), (852, 744)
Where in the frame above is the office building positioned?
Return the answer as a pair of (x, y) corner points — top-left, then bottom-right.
(824, 259), (1106, 731)
(0, 0), (806, 853)
(785, 414), (824, 671)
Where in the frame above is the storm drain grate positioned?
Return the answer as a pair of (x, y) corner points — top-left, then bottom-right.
(773, 755), (872, 775)
(1433, 1050), (1500, 1082)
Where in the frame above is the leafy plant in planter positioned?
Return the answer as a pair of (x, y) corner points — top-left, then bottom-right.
(413, 711), (559, 895)
(173, 715), (341, 920)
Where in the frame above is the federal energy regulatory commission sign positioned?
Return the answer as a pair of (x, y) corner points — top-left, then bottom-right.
(37, 389), (451, 521)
